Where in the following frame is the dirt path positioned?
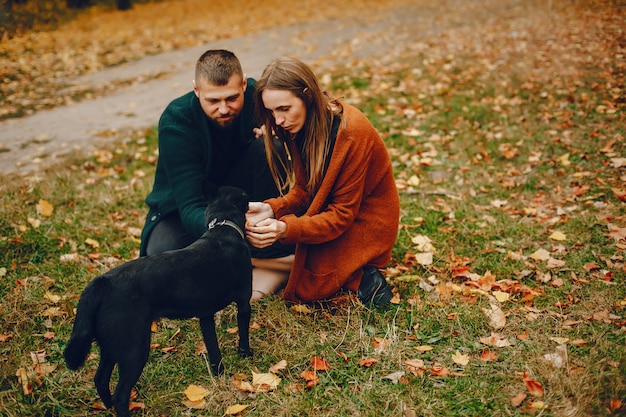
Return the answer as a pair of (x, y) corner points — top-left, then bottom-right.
(0, 0), (516, 177)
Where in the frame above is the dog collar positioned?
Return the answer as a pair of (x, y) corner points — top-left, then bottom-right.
(207, 218), (245, 240)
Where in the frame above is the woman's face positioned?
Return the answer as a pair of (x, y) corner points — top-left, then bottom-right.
(261, 88), (307, 135)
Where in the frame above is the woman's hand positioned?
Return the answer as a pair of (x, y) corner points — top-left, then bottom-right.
(246, 202), (275, 226)
(246, 218), (287, 248)
(252, 125), (266, 138)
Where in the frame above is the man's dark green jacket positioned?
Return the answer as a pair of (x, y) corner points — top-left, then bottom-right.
(139, 78), (258, 256)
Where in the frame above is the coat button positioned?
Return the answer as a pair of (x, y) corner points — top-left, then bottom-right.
(151, 215), (158, 221)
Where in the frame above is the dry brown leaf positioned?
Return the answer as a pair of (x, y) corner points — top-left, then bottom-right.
(372, 337), (391, 351)
(480, 333), (512, 348)
(511, 392), (527, 407)
(232, 374), (255, 393)
(128, 402), (145, 411)
(15, 368), (32, 395)
(431, 362), (465, 377)
(311, 357), (331, 371)
(356, 357), (379, 367)
(300, 370), (320, 389)
(269, 359), (288, 374)
(382, 371), (406, 384)
(480, 349), (498, 362)
(610, 399), (623, 412)
(402, 358), (426, 376)
(543, 344), (568, 368)
(483, 303), (506, 330)
(523, 372), (544, 397)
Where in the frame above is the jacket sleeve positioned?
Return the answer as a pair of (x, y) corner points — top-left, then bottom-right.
(157, 99), (214, 238)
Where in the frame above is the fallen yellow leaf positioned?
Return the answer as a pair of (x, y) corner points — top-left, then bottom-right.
(451, 350), (470, 366)
(181, 399), (205, 409)
(492, 290), (510, 302)
(291, 304), (314, 314)
(224, 404), (249, 415)
(183, 384), (210, 402)
(415, 252), (433, 266)
(549, 231), (566, 241)
(407, 175), (420, 186)
(252, 372), (281, 391)
(557, 153), (571, 166)
(44, 291), (61, 303)
(415, 345), (433, 352)
(529, 248), (551, 261)
(37, 199), (54, 217)
(85, 238), (100, 248)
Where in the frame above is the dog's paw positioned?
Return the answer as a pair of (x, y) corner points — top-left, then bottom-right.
(211, 362), (225, 376)
(238, 347), (253, 358)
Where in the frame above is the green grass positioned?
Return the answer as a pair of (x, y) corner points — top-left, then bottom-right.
(1, 1), (625, 416)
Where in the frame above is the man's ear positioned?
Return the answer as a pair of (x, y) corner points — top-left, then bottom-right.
(192, 79), (199, 97)
(242, 75), (247, 91)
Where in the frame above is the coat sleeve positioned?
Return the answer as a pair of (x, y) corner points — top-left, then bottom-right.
(157, 101), (213, 238)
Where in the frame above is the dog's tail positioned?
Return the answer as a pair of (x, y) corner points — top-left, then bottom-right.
(64, 277), (105, 370)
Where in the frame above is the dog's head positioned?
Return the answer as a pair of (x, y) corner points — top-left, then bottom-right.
(204, 186), (249, 227)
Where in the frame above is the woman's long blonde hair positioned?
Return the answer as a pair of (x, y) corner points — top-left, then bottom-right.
(254, 57), (342, 196)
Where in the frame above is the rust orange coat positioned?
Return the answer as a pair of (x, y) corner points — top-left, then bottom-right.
(265, 103), (400, 303)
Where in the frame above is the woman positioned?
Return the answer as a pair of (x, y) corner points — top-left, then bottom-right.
(245, 57), (400, 307)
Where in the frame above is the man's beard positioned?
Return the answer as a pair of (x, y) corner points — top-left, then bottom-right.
(209, 113), (239, 130)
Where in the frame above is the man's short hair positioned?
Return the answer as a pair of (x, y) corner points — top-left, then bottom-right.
(195, 49), (244, 85)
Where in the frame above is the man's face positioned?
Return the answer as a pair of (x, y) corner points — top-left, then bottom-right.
(193, 74), (247, 129)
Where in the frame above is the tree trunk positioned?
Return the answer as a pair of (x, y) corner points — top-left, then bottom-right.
(66, 0), (90, 8)
(116, 0), (132, 10)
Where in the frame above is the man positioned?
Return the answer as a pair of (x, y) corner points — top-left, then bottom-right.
(140, 49), (293, 299)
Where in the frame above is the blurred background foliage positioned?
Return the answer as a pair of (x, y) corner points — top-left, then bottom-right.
(1, 0), (149, 38)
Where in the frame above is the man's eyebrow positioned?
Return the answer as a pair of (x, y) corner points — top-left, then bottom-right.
(205, 92), (240, 101)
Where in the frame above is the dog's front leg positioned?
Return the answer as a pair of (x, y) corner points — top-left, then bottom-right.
(236, 300), (253, 358)
(199, 315), (224, 375)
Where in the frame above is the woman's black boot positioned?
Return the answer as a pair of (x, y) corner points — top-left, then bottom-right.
(358, 266), (393, 307)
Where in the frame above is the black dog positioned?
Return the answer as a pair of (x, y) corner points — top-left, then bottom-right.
(64, 186), (253, 417)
